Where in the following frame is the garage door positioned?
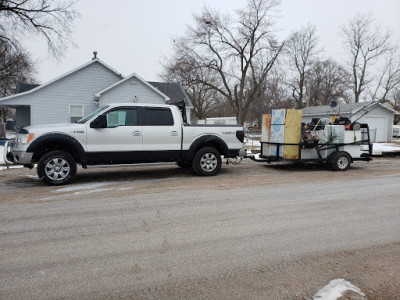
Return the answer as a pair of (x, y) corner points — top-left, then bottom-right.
(364, 116), (388, 142)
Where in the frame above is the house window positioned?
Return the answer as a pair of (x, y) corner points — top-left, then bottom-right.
(70, 105), (84, 123)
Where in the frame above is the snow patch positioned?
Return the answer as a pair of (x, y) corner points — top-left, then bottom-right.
(371, 143), (400, 155)
(244, 138), (261, 148)
(0, 165), (23, 170)
(0, 145), (4, 164)
(313, 278), (365, 300)
(37, 188), (114, 200)
(6, 132), (16, 139)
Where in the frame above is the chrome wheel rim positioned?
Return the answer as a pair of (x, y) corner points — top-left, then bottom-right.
(200, 153), (218, 172)
(45, 158), (70, 181)
(337, 156), (349, 169)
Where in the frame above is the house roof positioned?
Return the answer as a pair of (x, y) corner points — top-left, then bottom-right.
(1, 58), (193, 110)
(94, 73), (170, 101)
(149, 82), (193, 108)
(15, 83), (40, 94)
(0, 59), (123, 103)
(302, 102), (398, 117)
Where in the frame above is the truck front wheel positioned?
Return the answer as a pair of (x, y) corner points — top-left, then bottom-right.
(37, 151), (77, 185)
(192, 147), (222, 176)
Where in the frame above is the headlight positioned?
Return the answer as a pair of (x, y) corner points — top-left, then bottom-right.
(17, 133), (35, 145)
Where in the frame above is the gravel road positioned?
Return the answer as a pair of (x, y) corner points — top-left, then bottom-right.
(1, 157), (399, 299)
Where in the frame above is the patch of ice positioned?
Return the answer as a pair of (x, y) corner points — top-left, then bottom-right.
(37, 196), (60, 201)
(119, 187), (135, 191)
(313, 278), (365, 300)
(53, 182), (118, 193)
(26, 175), (39, 180)
(72, 187), (114, 195)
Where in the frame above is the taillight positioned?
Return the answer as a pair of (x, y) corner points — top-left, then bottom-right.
(236, 130), (244, 143)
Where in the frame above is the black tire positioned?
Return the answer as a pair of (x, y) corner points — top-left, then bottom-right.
(331, 151), (351, 171)
(37, 151), (77, 185)
(192, 147), (222, 176)
(177, 161), (192, 169)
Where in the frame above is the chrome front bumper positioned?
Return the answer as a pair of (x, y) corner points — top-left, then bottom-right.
(4, 141), (33, 165)
(12, 150), (34, 165)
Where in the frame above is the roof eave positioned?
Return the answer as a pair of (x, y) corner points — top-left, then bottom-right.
(0, 58), (123, 103)
(96, 73), (170, 101)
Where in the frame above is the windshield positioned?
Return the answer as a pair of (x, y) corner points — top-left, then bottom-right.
(76, 106), (109, 124)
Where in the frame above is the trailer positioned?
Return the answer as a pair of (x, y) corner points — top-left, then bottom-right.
(247, 108), (373, 171)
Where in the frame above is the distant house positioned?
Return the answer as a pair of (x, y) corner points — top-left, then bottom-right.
(0, 58), (192, 127)
(382, 100), (400, 125)
(302, 102), (398, 143)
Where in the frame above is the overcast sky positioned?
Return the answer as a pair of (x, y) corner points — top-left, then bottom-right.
(25, 0), (400, 84)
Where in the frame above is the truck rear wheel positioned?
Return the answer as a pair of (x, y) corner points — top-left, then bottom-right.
(37, 151), (77, 185)
(192, 147), (222, 176)
(331, 151), (351, 171)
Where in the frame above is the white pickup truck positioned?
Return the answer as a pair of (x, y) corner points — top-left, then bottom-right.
(7, 103), (244, 185)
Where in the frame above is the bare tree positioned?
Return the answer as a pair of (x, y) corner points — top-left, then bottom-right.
(394, 88), (400, 108)
(0, 42), (36, 120)
(161, 55), (218, 121)
(0, 45), (36, 97)
(247, 68), (290, 125)
(370, 48), (400, 103)
(285, 24), (320, 108)
(205, 94), (236, 119)
(341, 14), (392, 103)
(0, 0), (79, 58)
(307, 59), (352, 106)
(0, 0), (77, 120)
(165, 0), (284, 124)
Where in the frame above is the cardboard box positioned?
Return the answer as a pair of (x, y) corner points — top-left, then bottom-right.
(271, 109), (286, 125)
(269, 124), (284, 157)
(283, 109), (302, 159)
(261, 114), (271, 157)
(261, 114), (271, 142)
(267, 109), (302, 158)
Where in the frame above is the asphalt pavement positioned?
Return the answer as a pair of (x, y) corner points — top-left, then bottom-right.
(0, 158), (399, 299)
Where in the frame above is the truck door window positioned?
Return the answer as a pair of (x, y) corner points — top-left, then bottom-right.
(106, 108), (137, 127)
(145, 108), (174, 126)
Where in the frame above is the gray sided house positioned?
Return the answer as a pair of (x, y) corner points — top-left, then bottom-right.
(0, 59), (192, 127)
(302, 102), (397, 143)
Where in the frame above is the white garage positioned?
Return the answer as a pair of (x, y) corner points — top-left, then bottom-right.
(302, 102), (397, 142)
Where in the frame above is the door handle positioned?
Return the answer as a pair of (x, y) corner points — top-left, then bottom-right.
(170, 131), (178, 136)
(132, 130), (141, 136)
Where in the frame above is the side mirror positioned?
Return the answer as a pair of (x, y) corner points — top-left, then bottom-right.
(90, 115), (107, 128)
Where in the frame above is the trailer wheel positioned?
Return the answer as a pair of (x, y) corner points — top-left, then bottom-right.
(331, 151), (351, 171)
(192, 147), (222, 176)
(37, 151), (77, 185)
